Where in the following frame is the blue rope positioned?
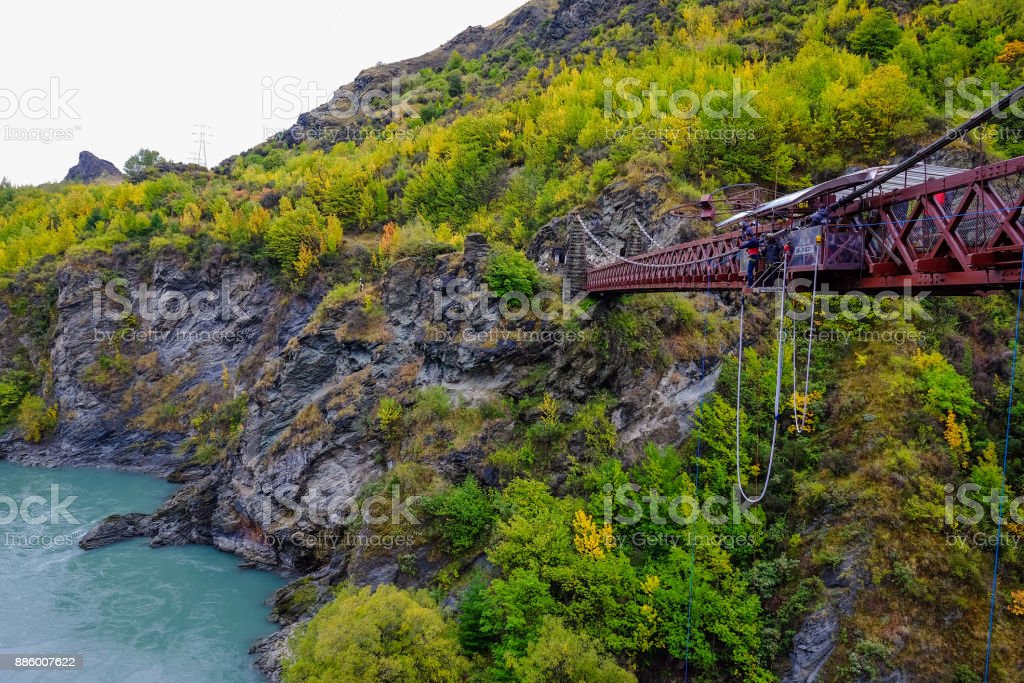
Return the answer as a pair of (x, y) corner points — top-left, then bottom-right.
(983, 244), (1024, 681)
(684, 269), (713, 681)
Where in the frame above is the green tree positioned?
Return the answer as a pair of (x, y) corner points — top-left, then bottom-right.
(485, 247), (541, 297)
(421, 476), (496, 554)
(479, 568), (559, 658)
(511, 616), (637, 683)
(16, 394), (58, 443)
(446, 50), (465, 71)
(283, 584), (469, 683)
(123, 149), (166, 182)
(447, 72), (464, 98)
(264, 198), (325, 278)
(848, 9), (903, 61)
(0, 370), (34, 427)
(837, 64), (931, 160)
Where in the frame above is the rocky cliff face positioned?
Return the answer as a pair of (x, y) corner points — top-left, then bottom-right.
(0, 218), (727, 678)
(63, 151), (124, 184)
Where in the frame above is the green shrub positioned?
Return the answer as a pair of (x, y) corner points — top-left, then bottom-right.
(421, 477), (496, 554)
(376, 397), (403, 441)
(488, 444), (536, 478)
(0, 370), (34, 428)
(848, 638), (895, 680)
(485, 247), (541, 297)
(411, 386), (454, 422)
(16, 394), (58, 443)
(512, 616), (636, 683)
(82, 354), (132, 390)
(310, 281), (361, 325)
(283, 584), (469, 683)
(847, 8), (902, 61)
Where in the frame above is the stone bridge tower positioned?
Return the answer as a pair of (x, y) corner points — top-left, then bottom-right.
(562, 220), (588, 302)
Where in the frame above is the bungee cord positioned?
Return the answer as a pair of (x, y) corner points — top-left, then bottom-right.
(734, 257), (790, 504)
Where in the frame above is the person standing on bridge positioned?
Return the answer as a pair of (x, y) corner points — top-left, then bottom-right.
(759, 235), (784, 287)
(739, 225), (760, 287)
(807, 207), (829, 227)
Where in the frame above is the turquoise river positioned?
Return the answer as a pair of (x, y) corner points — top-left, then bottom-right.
(0, 460), (284, 682)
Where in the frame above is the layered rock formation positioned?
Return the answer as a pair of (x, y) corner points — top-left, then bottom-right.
(63, 151), (124, 184)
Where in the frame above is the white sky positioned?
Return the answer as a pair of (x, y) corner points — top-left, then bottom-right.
(0, 0), (526, 185)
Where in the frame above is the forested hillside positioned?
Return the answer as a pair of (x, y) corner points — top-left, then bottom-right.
(2, 0), (1024, 681)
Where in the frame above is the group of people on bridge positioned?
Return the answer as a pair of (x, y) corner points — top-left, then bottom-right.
(736, 207), (828, 288)
(738, 222), (790, 288)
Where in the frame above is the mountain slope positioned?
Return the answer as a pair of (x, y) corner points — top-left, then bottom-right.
(1, 0), (1024, 681)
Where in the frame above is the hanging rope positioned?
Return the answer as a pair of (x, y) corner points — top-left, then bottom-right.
(735, 257), (789, 504)
(791, 243), (820, 433)
(684, 269), (714, 682)
(983, 244), (1024, 681)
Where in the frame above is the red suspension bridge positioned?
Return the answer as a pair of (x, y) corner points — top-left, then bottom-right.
(579, 155), (1024, 296)
(573, 85), (1024, 297)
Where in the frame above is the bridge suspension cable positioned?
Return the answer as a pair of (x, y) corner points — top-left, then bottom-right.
(634, 217), (663, 248)
(576, 216), (738, 270)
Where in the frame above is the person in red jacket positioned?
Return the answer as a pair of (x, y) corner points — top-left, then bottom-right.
(739, 224), (760, 287)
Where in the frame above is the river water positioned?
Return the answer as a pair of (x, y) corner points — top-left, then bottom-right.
(0, 460), (284, 682)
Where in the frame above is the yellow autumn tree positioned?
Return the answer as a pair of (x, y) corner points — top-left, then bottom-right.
(944, 410), (971, 470)
(325, 216), (344, 253)
(540, 392), (559, 426)
(247, 206), (271, 237)
(294, 243), (318, 278)
(573, 510), (614, 559)
(788, 390), (823, 433)
(181, 202), (202, 233)
(1009, 590), (1024, 617)
(997, 41), (1024, 65)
